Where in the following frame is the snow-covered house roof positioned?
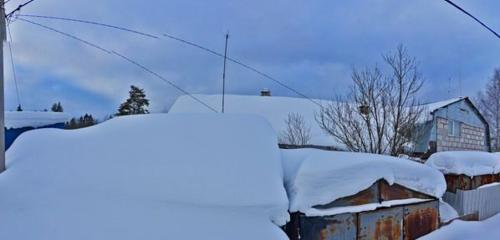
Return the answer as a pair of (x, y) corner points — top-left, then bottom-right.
(422, 97), (467, 114)
(419, 96), (488, 124)
(170, 94), (344, 148)
(5, 111), (71, 129)
(281, 149), (446, 215)
(426, 151), (500, 177)
(0, 113), (289, 240)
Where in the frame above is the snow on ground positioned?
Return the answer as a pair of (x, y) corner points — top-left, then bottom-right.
(420, 213), (500, 240)
(5, 111), (71, 129)
(281, 149), (446, 214)
(0, 113), (289, 240)
(170, 94), (344, 148)
(426, 151), (500, 176)
(440, 201), (459, 223)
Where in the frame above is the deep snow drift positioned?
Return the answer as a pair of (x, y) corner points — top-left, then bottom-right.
(0, 114), (289, 240)
(281, 149), (446, 214)
(170, 94), (344, 148)
(426, 151), (500, 176)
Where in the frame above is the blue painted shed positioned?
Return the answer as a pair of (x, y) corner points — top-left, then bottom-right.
(5, 111), (70, 150)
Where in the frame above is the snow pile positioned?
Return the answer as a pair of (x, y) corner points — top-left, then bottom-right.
(170, 94), (344, 148)
(439, 201), (459, 223)
(0, 113), (289, 240)
(426, 151), (500, 176)
(419, 213), (500, 240)
(281, 149), (446, 214)
(5, 111), (71, 129)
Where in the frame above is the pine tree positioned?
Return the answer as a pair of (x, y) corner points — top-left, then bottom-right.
(51, 102), (64, 112)
(65, 114), (97, 129)
(116, 85), (150, 116)
(65, 118), (78, 129)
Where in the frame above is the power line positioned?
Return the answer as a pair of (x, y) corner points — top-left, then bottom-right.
(112, 51), (218, 113)
(6, 23), (21, 107)
(443, 0), (500, 39)
(161, 34), (323, 107)
(17, 14), (323, 108)
(5, 0), (35, 19)
(17, 14), (159, 39)
(18, 18), (113, 54)
(16, 17), (218, 113)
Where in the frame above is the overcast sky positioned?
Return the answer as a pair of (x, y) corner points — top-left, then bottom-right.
(4, 0), (500, 118)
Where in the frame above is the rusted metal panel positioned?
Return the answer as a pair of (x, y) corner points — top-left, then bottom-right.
(445, 174), (472, 193)
(403, 200), (439, 240)
(471, 174), (499, 189)
(445, 174), (500, 192)
(300, 213), (357, 240)
(380, 181), (433, 201)
(358, 206), (403, 240)
(316, 183), (379, 209)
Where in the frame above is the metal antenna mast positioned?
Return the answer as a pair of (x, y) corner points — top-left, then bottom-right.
(221, 33), (229, 113)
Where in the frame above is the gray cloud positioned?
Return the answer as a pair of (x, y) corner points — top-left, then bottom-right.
(4, 0), (499, 117)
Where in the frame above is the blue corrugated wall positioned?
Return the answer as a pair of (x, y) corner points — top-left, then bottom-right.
(5, 123), (65, 150)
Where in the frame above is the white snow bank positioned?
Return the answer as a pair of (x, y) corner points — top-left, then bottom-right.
(0, 113), (289, 240)
(5, 111), (71, 129)
(426, 151), (500, 176)
(281, 149), (446, 213)
(419, 213), (500, 240)
(170, 94), (344, 148)
(439, 201), (459, 223)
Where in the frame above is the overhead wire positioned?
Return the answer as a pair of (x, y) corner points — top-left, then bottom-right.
(17, 14), (323, 108)
(5, 0), (35, 19)
(6, 23), (21, 107)
(443, 0), (500, 39)
(16, 17), (219, 113)
(17, 14), (159, 39)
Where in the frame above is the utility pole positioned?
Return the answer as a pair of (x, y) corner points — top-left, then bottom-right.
(221, 33), (229, 113)
(0, 0), (5, 173)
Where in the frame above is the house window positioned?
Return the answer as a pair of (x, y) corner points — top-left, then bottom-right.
(448, 120), (461, 137)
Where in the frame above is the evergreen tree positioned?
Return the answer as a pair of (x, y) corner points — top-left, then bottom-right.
(51, 102), (64, 112)
(65, 118), (78, 129)
(64, 114), (96, 129)
(116, 85), (150, 116)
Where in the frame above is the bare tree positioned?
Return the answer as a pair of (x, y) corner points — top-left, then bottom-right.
(317, 45), (424, 156)
(279, 113), (312, 146)
(477, 68), (500, 151)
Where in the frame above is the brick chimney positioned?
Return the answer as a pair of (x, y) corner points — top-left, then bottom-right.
(260, 88), (271, 97)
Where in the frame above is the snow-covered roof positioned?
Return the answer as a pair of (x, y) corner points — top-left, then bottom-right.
(421, 97), (466, 114)
(0, 113), (289, 239)
(5, 111), (71, 129)
(170, 94), (344, 148)
(281, 149), (446, 214)
(425, 151), (500, 176)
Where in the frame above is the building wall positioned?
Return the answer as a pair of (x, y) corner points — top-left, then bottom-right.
(420, 100), (489, 152)
(436, 117), (486, 151)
